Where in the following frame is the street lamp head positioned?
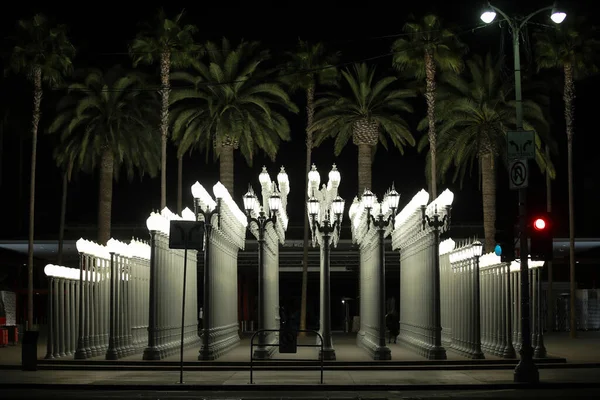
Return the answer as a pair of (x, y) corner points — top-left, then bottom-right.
(328, 163), (341, 188)
(308, 164), (321, 191)
(191, 182), (202, 199)
(243, 188), (257, 215)
(331, 195), (345, 218)
(551, 5), (566, 23)
(277, 166), (289, 188)
(268, 190), (282, 213)
(361, 189), (375, 210)
(386, 186), (400, 211)
(480, 3), (497, 24)
(307, 195), (320, 217)
(258, 166), (270, 187)
(146, 212), (163, 232)
(472, 240), (484, 257)
(181, 207), (196, 221)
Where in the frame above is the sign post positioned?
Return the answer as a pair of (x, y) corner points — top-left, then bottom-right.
(169, 220), (204, 384)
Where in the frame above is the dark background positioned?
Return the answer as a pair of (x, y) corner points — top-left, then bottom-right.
(0, 0), (598, 240)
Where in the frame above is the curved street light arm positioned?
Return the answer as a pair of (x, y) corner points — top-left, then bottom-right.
(490, 4), (554, 31)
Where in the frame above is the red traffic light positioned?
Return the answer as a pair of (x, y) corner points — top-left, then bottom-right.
(533, 218), (546, 231)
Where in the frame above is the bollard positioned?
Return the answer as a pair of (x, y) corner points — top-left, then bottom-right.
(22, 330), (39, 371)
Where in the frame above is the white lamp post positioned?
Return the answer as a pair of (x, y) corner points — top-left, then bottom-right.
(362, 184), (401, 360)
(307, 164), (345, 360)
(242, 168), (285, 359)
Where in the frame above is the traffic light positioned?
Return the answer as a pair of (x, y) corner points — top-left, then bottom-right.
(495, 218), (516, 263)
(529, 212), (553, 261)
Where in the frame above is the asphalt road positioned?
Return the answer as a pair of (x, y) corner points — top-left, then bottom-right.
(3, 389), (600, 400)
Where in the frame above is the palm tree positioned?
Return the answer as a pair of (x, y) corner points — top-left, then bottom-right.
(421, 54), (553, 251)
(280, 40), (340, 334)
(7, 14), (75, 329)
(130, 8), (202, 210)
(311, 63), (416, 193)
(49, 66), (160, 244)
(391, 14), (466, 199)
(170, 38), (298, 196)
(534, 18), (600, 338)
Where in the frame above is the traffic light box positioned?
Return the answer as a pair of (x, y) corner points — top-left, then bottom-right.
(529, 212), (553, 261)
(495, 218), (516, 263)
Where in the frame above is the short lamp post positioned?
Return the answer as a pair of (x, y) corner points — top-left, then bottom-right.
(308, 192), (345, 360)
(472, 240), (484, 359)
(421, 200), (452, 359)
(480, 2), (566, 383)
(191, 182), (222, 361)
(243, 179), (282, 359)
(362, 186), (400, 360)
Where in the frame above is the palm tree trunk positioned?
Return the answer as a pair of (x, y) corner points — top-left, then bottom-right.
(219, 144), (235, 195)
(424, 50), (437, 199)
(300, 84), (315, 334)
(97, 148), (114, 245)
(545, 144), (553, 331)
(18, 135), (24, 233)
(57, 171), (68, 266)
(177, 155), (183, 214)
(27, 66), (42, 330)
(481, 153), (496, 253)
(159, 51), (171, 210)
(357, 143), (372, 194)
(564, 63), (577, 338)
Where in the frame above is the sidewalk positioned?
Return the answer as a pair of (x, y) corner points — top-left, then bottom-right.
(6, 331), (598, 367)
(1, 367), (600, 390)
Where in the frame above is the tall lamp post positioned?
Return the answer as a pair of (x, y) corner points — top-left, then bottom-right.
(242, 172), (283, 360)
(480, 2), (566, 383)
(307, 164), (345, 360)
(421, 196), (452, 360)
(361, 186), (400, 360)
(191, 182), (222, 361)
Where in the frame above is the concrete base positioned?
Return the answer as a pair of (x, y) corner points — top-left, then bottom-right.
(252, 347), (272, 360)
(373, 346), (391, 360)
(514, 359), (540, 383)
(142, 347), (161, 361)
(426, 346), (447, 360)
(73, 348), (87, 360)
(319, 348), (336, 361)
(105, 349), (119, 361)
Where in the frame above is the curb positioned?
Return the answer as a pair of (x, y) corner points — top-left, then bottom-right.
(3, 382), (600, 391)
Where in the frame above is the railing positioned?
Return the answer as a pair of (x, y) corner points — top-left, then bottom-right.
(249, 329), (324, 384)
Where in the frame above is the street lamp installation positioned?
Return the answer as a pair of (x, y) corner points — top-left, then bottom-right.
(307, 164), (345, 360)
(361, 186), (400, 360)
(480, 1), (566, 384)
(421, 189), (453, 360)
(243, 166), (287, 359)
(191, 182), (222, 361)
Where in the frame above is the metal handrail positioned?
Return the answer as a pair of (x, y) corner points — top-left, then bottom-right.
(249, 329), (324, 384)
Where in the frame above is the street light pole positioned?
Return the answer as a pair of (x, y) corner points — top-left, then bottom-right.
(308, 192), (345, 361)
(243, 185), (281, 359)
(481, 2), (566, 383)
(362, 186), (400, 360)
(421, 203), (451, 360)
(192, 190), (221, 361)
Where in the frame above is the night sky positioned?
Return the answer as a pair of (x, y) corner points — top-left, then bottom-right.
(0, 0), (598, 241)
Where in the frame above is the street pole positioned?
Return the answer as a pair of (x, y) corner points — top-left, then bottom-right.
(511, 20), (539, 385)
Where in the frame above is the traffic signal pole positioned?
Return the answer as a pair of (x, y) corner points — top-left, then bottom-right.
(511, 21), (539, 383)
